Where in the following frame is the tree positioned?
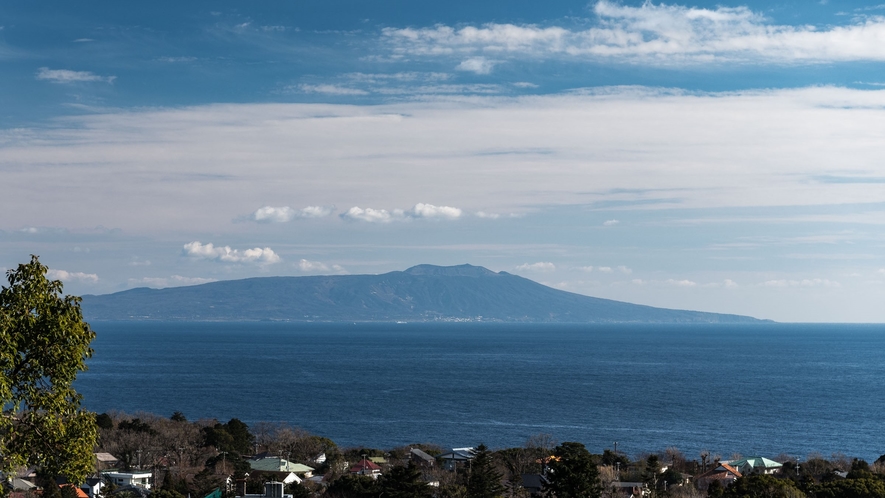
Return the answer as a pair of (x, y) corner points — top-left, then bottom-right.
(811, 478), (885, 498)
(546, 442), (601, 498)
(0, 256), (98, 483)
(377, 463), (434, 498)
(325, 474), (378, 498)
(467, 444), (504, 498)
(723, 474), (804, 498)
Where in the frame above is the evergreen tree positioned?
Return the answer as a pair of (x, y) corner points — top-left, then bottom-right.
(545, 442), (601, 498)
(378, 463), (433, 498)
(466, 444), (504, 498)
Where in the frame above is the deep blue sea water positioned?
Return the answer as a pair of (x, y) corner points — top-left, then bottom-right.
(76, 322), (885, 461)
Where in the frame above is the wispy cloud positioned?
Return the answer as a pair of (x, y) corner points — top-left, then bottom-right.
(667, 278), (697, 287)
(297, 259), (347, 274)
(46, 269), (99, 283)
(516, 262), (556, 272)
(456, 56), (497, 74)
(298, 84), (369, 96)
(382, 0), (885, 65)
(182, 241), (281, 264)
(129, 275), (217, 288)
(763, 278), (840, 287)
(250, 205), (334, 223)
(603, 219), (620, 226)
(36, 67), (116, 84)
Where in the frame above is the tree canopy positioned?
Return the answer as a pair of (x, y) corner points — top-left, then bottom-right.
(0, 255), (98, 483)
(546, 442), (602, 498)
(466, 444), (504, 498)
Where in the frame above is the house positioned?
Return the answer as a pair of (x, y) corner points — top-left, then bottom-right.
(349, 459), (382, 478)
(102, 471), (152, 490)
(9, 478), (37, 492)
(60, 485), (89, 498)
(95, 453), (120, 470)
(438, 448), (474, 471)
(695, 463), (742, 490)
(235, 481), (293, 498)
(409, 449), (435, 468)
(248, 457), (314, 479)
(726, 457), (782, 475)
(520, 474), (549, 497)
(80, 477), (103, 498)
(610, 481), (649, 497)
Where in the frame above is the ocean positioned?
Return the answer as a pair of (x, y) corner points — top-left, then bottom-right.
(76, 322), (885, 461)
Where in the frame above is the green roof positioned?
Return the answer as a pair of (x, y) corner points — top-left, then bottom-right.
(249, 458), (314, 474)
(729, 457), (782, 469)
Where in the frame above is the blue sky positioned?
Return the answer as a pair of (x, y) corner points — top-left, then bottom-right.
(3, 0), (885, 322)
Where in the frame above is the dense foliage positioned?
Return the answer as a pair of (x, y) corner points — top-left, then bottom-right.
(0, 256), (98, 484)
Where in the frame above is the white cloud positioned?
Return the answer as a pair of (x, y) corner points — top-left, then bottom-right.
(382, 0), (885, 65)
(297, 259), (347, 274)
(298, 259), (329, 272)
(575, 266), (594, 272)
(299, 205), (334, 218)
(298, 84), (369, 96)
(632, 278), (646, 285)
(36, 67), (115, 84)
(724, 279), (739, 288)
(763, 278), (840, 288)
(598, 266), (613, 273)
(129, 275), (217, 288)
(182, 241), (281, 264)
(157, 56), (197, 63)
(409, 203), (462, 219)
(475, 211), (501, 219)
(516, 262), (556, 272)
(250, 205), (334, 222)
(252, 206), (298, 223)
(617, 265), (632, 274)
(603, 219), (620, 226)
(456, 56), (497, 74)
(341, 203), (461, 222)
(46, 269), (99, 283)
(513, 82), (539, 88)
(877, 269), (885, 276)
(341, 206), (401, 223)
(667, 278), (697, 287)
(10, 87), (885, 241)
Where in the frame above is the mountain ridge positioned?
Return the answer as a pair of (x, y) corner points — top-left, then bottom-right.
(80, 264), (769, 323)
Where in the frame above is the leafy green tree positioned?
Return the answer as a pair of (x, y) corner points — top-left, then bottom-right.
(0, 256), (98, 484)
(546, 442), (601, 498)
(378, 463), (433, 498)
(467, 444), (504, 498)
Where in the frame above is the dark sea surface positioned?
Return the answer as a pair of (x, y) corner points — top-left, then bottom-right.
(77, 322), (885, 460)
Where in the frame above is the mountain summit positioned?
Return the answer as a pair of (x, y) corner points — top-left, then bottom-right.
(81, 264), (766, 323)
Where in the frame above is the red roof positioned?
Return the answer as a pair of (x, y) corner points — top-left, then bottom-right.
(60, 485), (90, 498)
(349, 460), (381, 473)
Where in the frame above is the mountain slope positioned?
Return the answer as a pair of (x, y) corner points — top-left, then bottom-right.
(80, 264), (767, 323)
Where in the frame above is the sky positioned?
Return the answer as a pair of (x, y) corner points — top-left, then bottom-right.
(2, 0), (885, 322)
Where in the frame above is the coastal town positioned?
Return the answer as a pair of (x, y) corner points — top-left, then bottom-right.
(5, 412), (884, 498)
